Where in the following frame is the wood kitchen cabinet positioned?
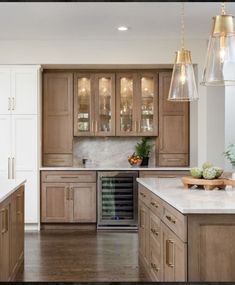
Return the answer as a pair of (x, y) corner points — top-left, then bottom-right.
(116, 72), (158, 136)
(158, 71), (189, 166)
(41, 171), (97, 225)
(43, 72), (73, 166)
(0, 185), (24, 281)
(74, 73), (115, 136)
(138, 184), (187, 282)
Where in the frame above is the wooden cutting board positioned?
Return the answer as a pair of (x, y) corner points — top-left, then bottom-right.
(181, 176), (226, 191)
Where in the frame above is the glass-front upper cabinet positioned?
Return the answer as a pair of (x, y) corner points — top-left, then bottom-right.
(95, 74), (115, 136)
(74, 73), (94, 136)
(116, 73), (137, 136)
(138, 73), (158, 136)
(74, 73), (115, 136)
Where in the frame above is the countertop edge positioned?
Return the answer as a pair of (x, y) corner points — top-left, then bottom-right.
(0, 179), (26, 203)
(39, 167), (190, 171)
(137, 178), (235, 215)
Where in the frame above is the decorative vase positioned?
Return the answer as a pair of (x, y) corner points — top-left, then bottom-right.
(140, 157), (149, 167)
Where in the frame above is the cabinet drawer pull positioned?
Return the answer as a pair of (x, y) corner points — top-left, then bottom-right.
(17, 194), (21, 215)
(70, 187), (74, 200)
(166, 215), (176, 224)
(151, 201), (158, 208)
(151, 262), (159, 272)
(61, 176), (79, 179)
(166, 239), (175, 267)
(66, 187), (70, 200)
(151, 228), (159, 236)
(8, 97), (11, 110)
(140, 192), (146, 198)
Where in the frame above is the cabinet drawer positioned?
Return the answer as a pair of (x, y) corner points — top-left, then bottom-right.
(139, 170), (190, 178)
(150, 211), (161, 245)
(149, 193), (163, 218)
(138, 185), (150, 206)
(158, 154), (189, 167)
(41, 171), (96, 183)
(149, 237), (161, 281)
(43, 154), (73, 166)
(162, 201), (187, 242)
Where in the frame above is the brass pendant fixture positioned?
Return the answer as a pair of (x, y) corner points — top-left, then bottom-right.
(168, 2), (199, 102)
(201, 3), (235, 86)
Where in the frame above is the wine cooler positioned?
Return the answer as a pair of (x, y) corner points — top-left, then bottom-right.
(97, 171), (138, 229)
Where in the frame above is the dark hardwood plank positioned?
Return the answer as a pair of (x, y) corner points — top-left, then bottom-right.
(15, 230), (148, 282)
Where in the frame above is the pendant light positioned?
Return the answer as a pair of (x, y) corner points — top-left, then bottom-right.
(201, 3), (235, 86)
(168, 3), (199, 101)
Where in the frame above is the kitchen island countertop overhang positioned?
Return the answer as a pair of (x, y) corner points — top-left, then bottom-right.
(137, 177), (235, 214)
(0, 179), (26, 203)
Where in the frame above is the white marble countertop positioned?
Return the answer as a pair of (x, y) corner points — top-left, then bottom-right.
(137, 177), (235, 214)
(0, 179), (26, 203)
(40, 166), (190, 171)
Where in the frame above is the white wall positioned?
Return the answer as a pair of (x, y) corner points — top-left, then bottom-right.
(0, 38), (209, 165)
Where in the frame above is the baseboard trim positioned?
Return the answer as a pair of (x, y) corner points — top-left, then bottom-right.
(40, 223), (96, 230)
(25, 223), (40, 231)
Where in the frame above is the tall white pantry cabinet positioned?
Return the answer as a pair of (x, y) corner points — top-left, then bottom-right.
(0, 65), (41, 229)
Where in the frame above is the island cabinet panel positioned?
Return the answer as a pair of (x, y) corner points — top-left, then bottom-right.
(138, 184), (187, 282)
(71, 183), (96, 223)
(188, 215), (235, 281)
(139, 201), (150, 268)
(0, 185), (24, 281)
(158, 71), (189, 166)
(162, 222), (187, 281)
(41, 171), (97, 225)
(43, 72), (73, 166)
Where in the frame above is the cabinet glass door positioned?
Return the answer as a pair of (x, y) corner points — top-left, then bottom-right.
(139, 74), (158, 136)
(74, 74), (93, 136)
(95, 74), (115, 136)
(116, 74), (136, 135)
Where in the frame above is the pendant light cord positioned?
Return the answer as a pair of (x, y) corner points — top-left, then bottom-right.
(181, 2), (185, 49)
(221, 2), (225, 15)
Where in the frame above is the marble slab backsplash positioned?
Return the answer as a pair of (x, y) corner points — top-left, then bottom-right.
(73, 137), (156, 167)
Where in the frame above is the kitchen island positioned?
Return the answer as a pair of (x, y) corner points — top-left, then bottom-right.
(0, 179), (25, 281)
(137, 177), (235, 282)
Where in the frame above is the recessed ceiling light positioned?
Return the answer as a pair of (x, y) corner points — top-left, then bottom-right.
(117, 26), (129, 31)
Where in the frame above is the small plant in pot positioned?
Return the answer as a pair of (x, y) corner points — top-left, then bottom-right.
(135, 137), (153, 167)
(224, 144), (235, 179)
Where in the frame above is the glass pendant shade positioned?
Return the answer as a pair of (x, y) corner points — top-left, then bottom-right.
(202, 14), (235, 86)
(168, 48), (199, 101)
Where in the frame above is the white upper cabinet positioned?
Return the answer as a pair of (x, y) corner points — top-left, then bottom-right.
(0, 69), (11, 114)
(0, 67), (39, 115)
(11, 68), (38, 114)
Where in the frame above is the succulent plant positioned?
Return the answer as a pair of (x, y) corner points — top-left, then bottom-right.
(202, 162), (213, 170)
(213, 167), (224, 178)
(203, 167), (217, 180)
(190, 167), (203, 179)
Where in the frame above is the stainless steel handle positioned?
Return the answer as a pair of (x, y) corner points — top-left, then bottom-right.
(138, 120), (141, 132)
(12, 97), (15, 110)
(16, 194), (21, 215)
(95, 121), (98, 133)
(66, 187), (70, 200)
(70, 187), (74, 200)
(8, 97), (11, 111)
(12, 157), (15, 179)
(8, 157), (10, 179)
(166, 239), (175, 267)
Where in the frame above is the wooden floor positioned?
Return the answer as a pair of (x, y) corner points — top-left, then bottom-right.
(15, 230), (148, 282)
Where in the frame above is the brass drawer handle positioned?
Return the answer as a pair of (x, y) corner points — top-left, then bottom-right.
(140, 192), (146, 198)
(61, 176), (79, 179)
(151, 228), (159, 236)
(151, 262), (159, 272)
(16, 194), (21, 215)
(65, 187), (70, 200)
(166, 239), (175, 267)
(151, 201), (159, 208)
(166, 215), (176, 224)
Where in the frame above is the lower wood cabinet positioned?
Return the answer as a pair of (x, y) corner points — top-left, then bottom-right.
(41, 171), (97, 224)
(0, 185), (24, 281)
(139, 201), (149, 267)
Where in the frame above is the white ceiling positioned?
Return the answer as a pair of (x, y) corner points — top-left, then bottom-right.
(0, 2), (235, 41)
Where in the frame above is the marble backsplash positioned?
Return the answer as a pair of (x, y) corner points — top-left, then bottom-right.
(73, 137), (156, 167)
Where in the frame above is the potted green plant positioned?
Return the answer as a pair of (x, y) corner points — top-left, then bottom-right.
(224, 144), (235, 179)
(135, 137), (153, 166)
